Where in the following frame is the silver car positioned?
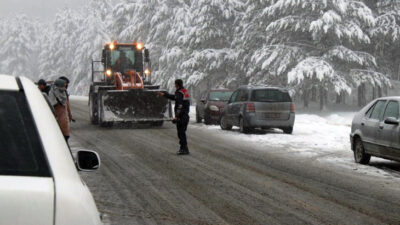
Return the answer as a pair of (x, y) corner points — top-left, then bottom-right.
(350, 97), (400, 164)
(220, 86), (295, 134)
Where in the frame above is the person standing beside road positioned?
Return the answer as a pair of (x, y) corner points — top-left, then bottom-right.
(49, 79), (71, 143)
(158, 79), (191, 155)
(37, 79), (56, 116)
(37, 79), (51, 95)
(59, 76), (75, 123)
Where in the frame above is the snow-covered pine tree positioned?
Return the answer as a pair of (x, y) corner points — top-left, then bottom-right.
(38, 9), (83, 82)
(263, 0), (390, 109)
(233, 0), (301, 88)
(145, 0), (181, 75)
(370, 0), (400, 81)
(111, 0), (157, 42)
(37, 1), (111, 95)
(176, 0), (241, 98)
(154, 0), (191, 92)
(0, 15), (40, 79)
(90, 0), (113, 22)
(0, 18), (6, 73)
(69, 2), (110, 95)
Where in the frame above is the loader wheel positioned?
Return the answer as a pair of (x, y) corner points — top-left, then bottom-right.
(89, 93), (99, 125)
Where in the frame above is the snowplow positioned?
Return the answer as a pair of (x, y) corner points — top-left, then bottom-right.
(89, 41), (172, 127)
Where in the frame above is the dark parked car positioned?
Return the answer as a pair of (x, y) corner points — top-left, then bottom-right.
(219, 86), (295, 134)
(350, 97), (400, 164)
(196, 89), (233, 124)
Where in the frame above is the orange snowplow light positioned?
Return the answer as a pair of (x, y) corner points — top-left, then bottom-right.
(108, 41), (117, 50)
(106, 69), (112, 76)
(144, 68), (151, 75)
(136, 42), (143, 50)
(109, 43), (115, 50)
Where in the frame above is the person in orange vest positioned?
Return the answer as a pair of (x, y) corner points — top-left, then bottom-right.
(158, 79), (190, 155)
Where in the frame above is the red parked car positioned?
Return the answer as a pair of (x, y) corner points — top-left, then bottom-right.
(196, 89), (233, 124)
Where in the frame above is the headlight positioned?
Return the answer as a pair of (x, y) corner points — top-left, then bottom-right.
(109, 43), (115, 50)
(105, 69), (112, 76)
(209, 105), (219, 111)
(136, 42), (143, 50)
(144, 68), (151, 75)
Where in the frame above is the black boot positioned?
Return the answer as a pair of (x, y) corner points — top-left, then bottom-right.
(177, 146), (189, 155)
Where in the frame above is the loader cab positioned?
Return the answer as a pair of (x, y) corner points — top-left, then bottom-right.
(109, 48), (135, 73)
(100, 41), (151, 84)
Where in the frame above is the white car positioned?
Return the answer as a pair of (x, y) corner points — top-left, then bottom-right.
(0, 75), (103, 225)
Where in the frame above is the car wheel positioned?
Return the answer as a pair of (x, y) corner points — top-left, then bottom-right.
(283, 127), (293, 134)
(354, 138), (371, 165)
(239, 117), (252, 134)
(196, 110), (202, 123)
(220, 115), (232, 130)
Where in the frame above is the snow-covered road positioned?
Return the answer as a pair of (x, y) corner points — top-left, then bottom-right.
(70, 97), (400, 224)
(72, 95), (400, 179)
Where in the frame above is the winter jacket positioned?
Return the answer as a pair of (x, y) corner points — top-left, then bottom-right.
(164, 87), (190, 118)
(49, 83), (70, 137)
(54, 103), (70, 137)
(41, 85), (51, 95)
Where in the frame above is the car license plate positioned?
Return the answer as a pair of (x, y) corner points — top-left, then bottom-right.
(265, 113), (280, 118)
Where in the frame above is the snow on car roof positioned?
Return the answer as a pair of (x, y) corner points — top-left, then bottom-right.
(210, 89), (231, 92)
(0, 75), (19, 91)
(238, 85), (289, 91)
(376, 96), (400, 100)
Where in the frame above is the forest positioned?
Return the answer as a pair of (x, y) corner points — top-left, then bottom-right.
(0, 0), (399, 109)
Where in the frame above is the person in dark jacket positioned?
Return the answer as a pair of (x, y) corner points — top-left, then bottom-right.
(37, 79), (51, 95)
(158, 79), (190, 155)
(38, 79), (56, 116)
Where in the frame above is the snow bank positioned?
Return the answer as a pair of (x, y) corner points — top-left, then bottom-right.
(191, 112), (353, 156)
(190, 111), (399, 179)
(70, 95), (88, 102)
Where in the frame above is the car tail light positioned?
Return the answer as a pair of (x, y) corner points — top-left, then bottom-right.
(290, 103), (295, 113)
(246, 102), (255, 112)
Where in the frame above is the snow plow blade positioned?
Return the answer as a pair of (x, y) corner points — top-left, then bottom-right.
(98, 89), (172, 123)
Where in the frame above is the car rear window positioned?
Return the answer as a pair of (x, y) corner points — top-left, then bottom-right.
(251, 89), (291, 102)
(0, 91), (51, 177)
(209, 91), (233, 101)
